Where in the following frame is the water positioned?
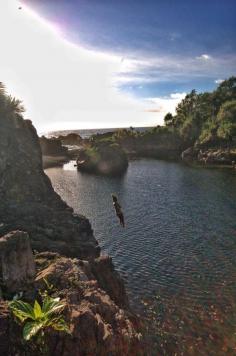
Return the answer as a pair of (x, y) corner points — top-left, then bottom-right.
(45, 126), (153, 139)
(45, 159), (236, 352)
(45, 159), (236, 302)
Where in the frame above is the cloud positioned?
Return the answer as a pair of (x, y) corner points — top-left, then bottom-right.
(2, 1), (235, 132)
(215, 79), (224, 84)
(144, 92), (186, 116)
(197, 54), (211, 60)
(145, 108), (163, 113)
(113, 53), (236, 87)
(170, 93), (186, 100)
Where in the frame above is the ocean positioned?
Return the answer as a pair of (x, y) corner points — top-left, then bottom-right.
(46, 127), (153, 139)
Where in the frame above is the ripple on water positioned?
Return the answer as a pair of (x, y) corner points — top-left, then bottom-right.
(45, 159), (236, 311)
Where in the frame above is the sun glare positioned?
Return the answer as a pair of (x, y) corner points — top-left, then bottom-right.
(0, 0), (177, 132)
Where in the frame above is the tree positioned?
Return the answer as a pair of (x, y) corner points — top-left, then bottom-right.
(217, 100), (236, 140)
(164, 112), (173, 126)
(0, 82), (25, 118)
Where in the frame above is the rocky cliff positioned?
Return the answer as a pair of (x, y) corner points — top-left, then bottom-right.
(0, 99), (144, 354)
(0, 232), (143, 355)
(0, 113), (99, 258)
(181, 146), (236, 166)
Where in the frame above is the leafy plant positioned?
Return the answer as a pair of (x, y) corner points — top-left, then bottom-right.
(9, 295), (70, 354)
(39, 278), (56, 299)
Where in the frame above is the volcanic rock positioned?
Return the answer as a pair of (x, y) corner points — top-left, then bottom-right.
(0, 230), (35, 294)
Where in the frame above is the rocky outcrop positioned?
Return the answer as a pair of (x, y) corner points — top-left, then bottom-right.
(57, 133), (82, 146)
(0, 113), (99, 259)
(181, 147), (200, 162)
(89, 256), (128, 307)
(197, 148), (236, 165)
(181, 146), (236, 166)
(0, 239), (144, 356)
(35, 253), (128, 309)
(76, 143), (128, 176)
(35, 254), (143, 355)
(40, 136), (68, 157)
(0, 231), (35, 294)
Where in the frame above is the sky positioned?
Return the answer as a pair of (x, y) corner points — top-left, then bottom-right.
(0, 0), (235, 132)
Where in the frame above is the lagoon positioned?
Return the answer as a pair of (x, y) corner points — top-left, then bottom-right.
(46, 159), (236, 312)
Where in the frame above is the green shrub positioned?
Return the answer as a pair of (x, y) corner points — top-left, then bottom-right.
(9, 295), (70, 354)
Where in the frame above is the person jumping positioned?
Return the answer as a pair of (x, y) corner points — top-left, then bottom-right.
(111, 194), (125, 227)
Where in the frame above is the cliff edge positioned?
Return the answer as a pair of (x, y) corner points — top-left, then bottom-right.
(0, 89), (144, 354)
(0, 113), (99, 259)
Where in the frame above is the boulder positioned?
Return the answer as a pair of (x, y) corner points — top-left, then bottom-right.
(0, 231), (35, 293)
(197, 148), (236, 165)
(76, 143), (128, 176)
(181, 147), (200, 162)
(39, 136), (68, 156)
(58, 133), (82, 146)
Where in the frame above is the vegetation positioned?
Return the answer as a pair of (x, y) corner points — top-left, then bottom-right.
(216, 100), (236, 140)
(9, 295), (70, 354)
(169, 77), (236, 146)
(1, 76), (235, 165)
(0, 82), (25, 118)
(83, 77), (235, 165)
(77, 139), (128, 175)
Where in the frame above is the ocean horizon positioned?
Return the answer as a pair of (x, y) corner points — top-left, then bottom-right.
(45, 126), (154, 139)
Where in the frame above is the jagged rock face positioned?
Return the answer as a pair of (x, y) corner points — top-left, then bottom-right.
(181, 146), (236, 165)
(181, 147), (200, 162)
(89, 256), (128, 307)
(40, 136), (68, 156)
(34, 255), (143, 355)
(35, 253), (128, 308)
(199, 149), (236, 165)
(0, 252), (144, 356)
(58, 133), (82, 146)
(0, 114), (100, 259)
(0, 115), (50, 203)
(0, 231), (35, 294)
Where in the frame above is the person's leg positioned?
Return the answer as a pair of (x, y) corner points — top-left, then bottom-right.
(119, 213), (125, 227)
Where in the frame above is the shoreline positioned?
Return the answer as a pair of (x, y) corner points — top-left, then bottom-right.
(42, 154), (69, 169)
(43, 153), (236, 172)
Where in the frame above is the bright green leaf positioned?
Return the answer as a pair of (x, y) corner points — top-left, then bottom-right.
(23, 321), (44, 341)
(9, 300), (35, 321)
(42, 297), (64, 316)
(52, 318), (71, 334)
(34, 300), (43, 319)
